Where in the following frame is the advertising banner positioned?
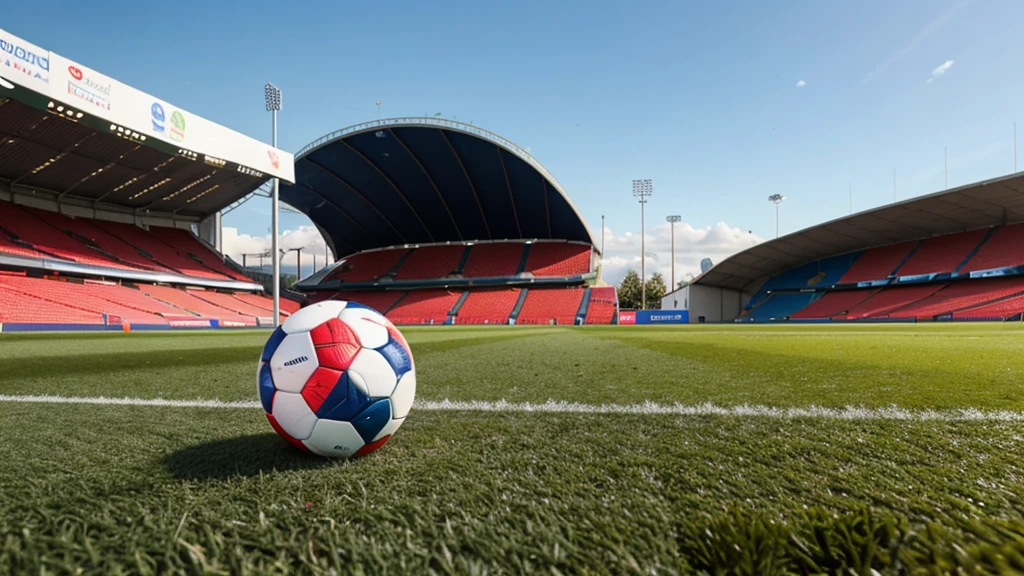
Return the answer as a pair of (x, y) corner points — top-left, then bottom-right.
(0, 28), (50, 95)
(0, 27), (294, 183)
(618, 311), (636, 325)
(48, 51), (295, 182)
(635, 310), (689, 325)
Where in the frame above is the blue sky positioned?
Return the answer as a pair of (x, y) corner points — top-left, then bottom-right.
(7, 0), (1024, 279)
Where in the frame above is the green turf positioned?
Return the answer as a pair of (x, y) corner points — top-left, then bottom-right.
(2, 324), (1024, 574)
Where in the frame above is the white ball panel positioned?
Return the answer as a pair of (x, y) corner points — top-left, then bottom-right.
(391, 371), (416, 419)
(339, 308), (389, 349)
(372, 416), (405, 443)
(281, 301), (348, 334)
(304, 419), (366, 458)
(349, 348), (399, 397)
(269, 332), (318, 393)
(272, 392), (319, 440)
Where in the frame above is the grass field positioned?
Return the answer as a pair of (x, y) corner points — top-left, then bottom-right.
(3, 324), (1024, 574)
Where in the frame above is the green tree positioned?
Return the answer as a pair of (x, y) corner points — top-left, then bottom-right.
(644, 272), (667, 309)
(618, 269), (642, 309)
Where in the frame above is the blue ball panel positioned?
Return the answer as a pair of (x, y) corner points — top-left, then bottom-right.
(343, 301), (382, 315)
(260, 327), (287, 363)
(351, 398), (392, 443)
(258, 362), (275, 413)
(317, 371), (371, 422)
(377, 336), (412, 377)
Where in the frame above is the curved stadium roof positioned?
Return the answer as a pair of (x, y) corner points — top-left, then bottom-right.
(279, 118), (595, 260)
(696, 171), (1024, 292)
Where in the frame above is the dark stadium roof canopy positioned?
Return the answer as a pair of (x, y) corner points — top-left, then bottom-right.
(0, 98), (268, 220)
(280, 118), (595, 259)
(696, 171), (1024, 292)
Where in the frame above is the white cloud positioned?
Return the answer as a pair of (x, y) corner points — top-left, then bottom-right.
(221, 226), (333, 276)
(862, 0), (970, 84)
(796, 80), (806, 88)
(597, 222), (765, 286)
(926, 59), (955, 83)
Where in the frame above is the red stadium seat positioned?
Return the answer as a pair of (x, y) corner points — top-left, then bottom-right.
(462, 244), (524, 278)
(0, 202), (131, 269)
(897, 229), (988, 276)
(456, 289), (521, 324)
(838, 242), (916, 284)
(584, 286), (617, 325)
(393, 245), (464, 280)
(789, 290), (879, 319)
(953, 293), (1024, 320)
(327, 249), (408, 283)
(840, 284), (946, 319)
(524, 243), (590, 277)
(887, 278), (1024, 319)
(959, 224), (1024, 273)
(386, 290), (461, 324)
(516, 288), (585, 325)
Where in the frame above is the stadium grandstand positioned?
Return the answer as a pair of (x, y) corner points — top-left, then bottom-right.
(281, 118), (617, 325)
(678, 171), (1024, 323)
(0, 26), (298, 331)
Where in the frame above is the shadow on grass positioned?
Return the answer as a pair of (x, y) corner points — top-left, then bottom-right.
(165, 433), (332, 480)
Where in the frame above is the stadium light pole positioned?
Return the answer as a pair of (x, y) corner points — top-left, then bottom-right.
(768, 194), (785, 239)
(666, 215), (681, 291)
(265, 82), (283, 327)
(633, 179), (653, 309)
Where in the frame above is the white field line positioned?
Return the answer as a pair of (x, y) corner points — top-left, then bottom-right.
(1, 394), (1023, 421)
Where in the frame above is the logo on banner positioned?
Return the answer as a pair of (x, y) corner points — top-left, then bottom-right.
(169, 110), (186, 142)
(64, 64), (111, 110)
(618, 311), (636, 325)
(0, 37), (50, 84)
(151, 102), (166, 134)
(267, 149), (280, 169)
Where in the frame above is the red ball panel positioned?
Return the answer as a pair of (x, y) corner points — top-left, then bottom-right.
(310, 317), (361, 370)
(266, 413), (312, 454)
(353, 435), (391, 458)
(301, 366), (343, 413)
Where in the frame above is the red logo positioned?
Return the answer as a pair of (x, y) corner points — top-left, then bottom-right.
(68, 66), (83, 81)
(618, 311), (636, 325)
(268, 149), (280, 169)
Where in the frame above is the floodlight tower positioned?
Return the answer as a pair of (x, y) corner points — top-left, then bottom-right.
(632, 179), (653, 309)
(265, 83), (283, 326)
(768, 194), (785, 239)
(666, 215), (681, 290)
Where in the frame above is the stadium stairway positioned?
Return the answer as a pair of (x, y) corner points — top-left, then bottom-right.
(509, 289), (529, 323)
(515, 244), (531, 275)
(454, 246), (472, 275)
(959, 223), (1024, 273)
(574, 289), (591, 325)
(953, 228), (998, 274)
(449, 291), (471, 316)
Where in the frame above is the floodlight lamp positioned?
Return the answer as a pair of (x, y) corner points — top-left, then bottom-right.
(264, 83), (282, 112)
(667, 215), (681, 223)
(768, 194), (786, 204)
(632, 179), (653, 199)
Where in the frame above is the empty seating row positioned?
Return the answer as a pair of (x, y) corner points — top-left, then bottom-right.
(317, 286), (604, 325)
(0, 200), (250, 282)
(324, 242), (591, 283)
(0, 273), (288, 327)
(584, 286), (617, 325)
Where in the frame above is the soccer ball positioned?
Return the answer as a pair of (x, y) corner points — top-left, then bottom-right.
(257, 300), (415, 458)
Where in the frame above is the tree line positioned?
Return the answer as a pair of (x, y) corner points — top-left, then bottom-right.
(617, 270), (668, 310)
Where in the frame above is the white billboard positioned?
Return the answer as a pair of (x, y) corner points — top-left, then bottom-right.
(0, 27), (294, 183)
(0, 27), (50, 95)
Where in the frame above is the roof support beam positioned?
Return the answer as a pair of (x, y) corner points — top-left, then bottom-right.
(388, 128), (462, 241)
(294, 181), (381, 250)
(339, 139), (434, 243)
(60, 144), (143, 200)
(439, 129), (491, 240)
(11, 131), (96, 187)
(496, 147), (522, 238)
(305, 157), (408, 244)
